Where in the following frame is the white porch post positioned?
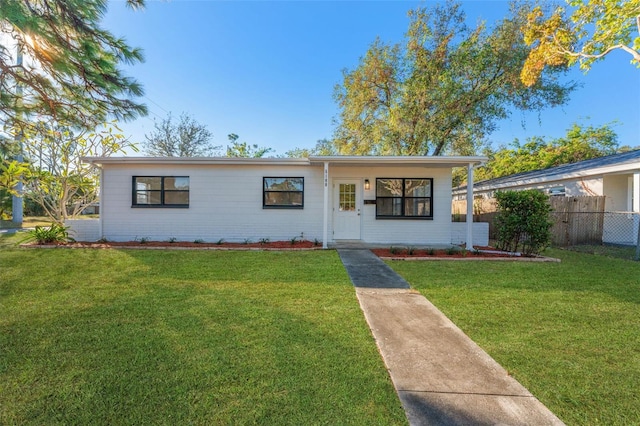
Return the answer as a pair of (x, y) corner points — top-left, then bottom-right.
(466, 163), (474, 250)
(322, 161), (329, 249)
(633, 172), (640, 212)
(99, 166), (104, 240)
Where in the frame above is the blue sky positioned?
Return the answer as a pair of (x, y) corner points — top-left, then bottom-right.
(103, 0), (640, 156)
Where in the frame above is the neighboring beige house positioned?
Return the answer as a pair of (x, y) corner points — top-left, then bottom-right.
(74, 155), (489, 248)
(453, 149), (640, 213)
(453, 149), (640, 245)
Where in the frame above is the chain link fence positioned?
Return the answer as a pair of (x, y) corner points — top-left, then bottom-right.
(549, 211), (640, 261)
(453, 197), (640, 260)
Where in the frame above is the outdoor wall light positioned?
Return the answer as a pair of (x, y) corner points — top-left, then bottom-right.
(364, 179), (370, 190)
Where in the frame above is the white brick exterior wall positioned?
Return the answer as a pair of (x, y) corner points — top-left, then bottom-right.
(329, 166), (453, 245)
(102, 164), (324, 242)
(451, 222), (489, 246)
(98, 161), (462, 245)
(65, 219), (101, 242)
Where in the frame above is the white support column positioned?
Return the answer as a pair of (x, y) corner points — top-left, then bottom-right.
(322, 162), (329, 249)
(466, 163), (474, 250)
(633, 172), (640, 212)
(99, 166), (104, 239)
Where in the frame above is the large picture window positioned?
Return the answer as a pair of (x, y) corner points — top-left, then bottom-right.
(263, 177), (304, 209)
(132, 176), (189, 207)
(376, 178), (432, 219)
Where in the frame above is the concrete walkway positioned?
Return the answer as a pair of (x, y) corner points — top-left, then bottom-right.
(337, 249), (564, 426)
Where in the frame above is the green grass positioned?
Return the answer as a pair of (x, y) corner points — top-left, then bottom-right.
(562, 244), (639, 261)
(0, 247), (406, 425)
(0, 216), (55, 229)
(386, 249), (640, 425)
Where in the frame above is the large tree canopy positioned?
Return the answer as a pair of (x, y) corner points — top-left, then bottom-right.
(225, 133), (274, 158)
(521, 0), (640, 86)
(0, 0), (147, 130)
(476, 122), (620, 182)
(143, 112), (219, 157)
(333, 1), (575, 156)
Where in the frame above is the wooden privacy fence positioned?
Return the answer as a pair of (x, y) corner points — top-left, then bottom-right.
(549, 196), (605, 246)
(452, 196), (606, 246)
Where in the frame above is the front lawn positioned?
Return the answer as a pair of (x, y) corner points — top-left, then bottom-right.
(0, 245), (406, 425)
(387, 249), (640, 425)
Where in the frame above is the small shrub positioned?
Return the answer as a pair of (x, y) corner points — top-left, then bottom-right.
(194, 239), (205, 244)
(426, 248), (435, 256)
(445, 246), (458, 255)
(167, 237), (177, 243)
(313, 238), (321, 246)
(216, 238), (225, 245)
(460, 249), (468, 257)
(258, 237), (270, 245)
(96, 237), (109, 243)
(290, 236), (298, 245)
(473, 248), (482, 256)
(407, 246), (416, 255)
(495, 190), (552, 256)
(243, 238), (252, 245)
(389, 246), (403, 255)
(29, 224), (74, 244)
(135, 236), (150, 244)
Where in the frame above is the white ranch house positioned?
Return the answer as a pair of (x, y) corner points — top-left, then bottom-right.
(72, 156), (488, 248)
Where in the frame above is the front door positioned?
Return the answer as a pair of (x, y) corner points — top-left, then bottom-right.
(333, 180), (361, 240)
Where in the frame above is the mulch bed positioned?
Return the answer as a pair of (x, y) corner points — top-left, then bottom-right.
(22, 240), (322, 250)
(371, 246), (560, 262)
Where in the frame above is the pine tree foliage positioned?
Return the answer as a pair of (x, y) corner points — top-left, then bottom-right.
(0, 0), (147, 129)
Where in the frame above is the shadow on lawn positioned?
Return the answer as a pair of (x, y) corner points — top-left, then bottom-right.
(1, 249), (405, 425)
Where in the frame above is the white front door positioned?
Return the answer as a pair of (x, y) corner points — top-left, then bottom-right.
(333, 180), (361, 240)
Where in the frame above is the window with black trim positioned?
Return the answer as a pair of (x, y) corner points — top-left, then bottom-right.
(132, 176), (189, 207)
(263, 177), (304, 209)
(376, 178), (432, 219)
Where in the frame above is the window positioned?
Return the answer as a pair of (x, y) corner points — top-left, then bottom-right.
(132, 176), (189, 207)
(548, 186), (566, 196)
(263, 177), (304, 209)
(376, 178), (432, 219)
(339, 183), (356, 211)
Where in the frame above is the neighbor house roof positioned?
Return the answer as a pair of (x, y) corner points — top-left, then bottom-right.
(83, 155), (488, 168)
(453, 149), (640, 194)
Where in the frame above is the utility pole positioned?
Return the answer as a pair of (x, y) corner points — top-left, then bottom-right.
(12, 42), (24, 225)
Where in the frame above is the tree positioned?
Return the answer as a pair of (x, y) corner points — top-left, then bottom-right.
(22, 121), (136, 223)
(0, 135), (24, 219)
(0, 0), (147, 130)
(333, 1), (574, 157)
(285, 139), (338, 158)
(521, 0), (640, 87)
(225, 133), (273, 158)
(475, 122), (620, 182)
(143, 113), (219, 157)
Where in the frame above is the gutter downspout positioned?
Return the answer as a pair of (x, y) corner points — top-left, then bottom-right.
(466, 163), (474, 251)
(322, 162), (329, 249)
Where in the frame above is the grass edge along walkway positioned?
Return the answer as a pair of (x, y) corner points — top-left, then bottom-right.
(386, 249), (640, 425)
(0, 246), (407, 425)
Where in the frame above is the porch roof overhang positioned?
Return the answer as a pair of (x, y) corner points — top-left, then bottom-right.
(309, 155), (487, 168)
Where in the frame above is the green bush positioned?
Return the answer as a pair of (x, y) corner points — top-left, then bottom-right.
(29, 224), (74, 244)
(495, 190), (552, 256)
